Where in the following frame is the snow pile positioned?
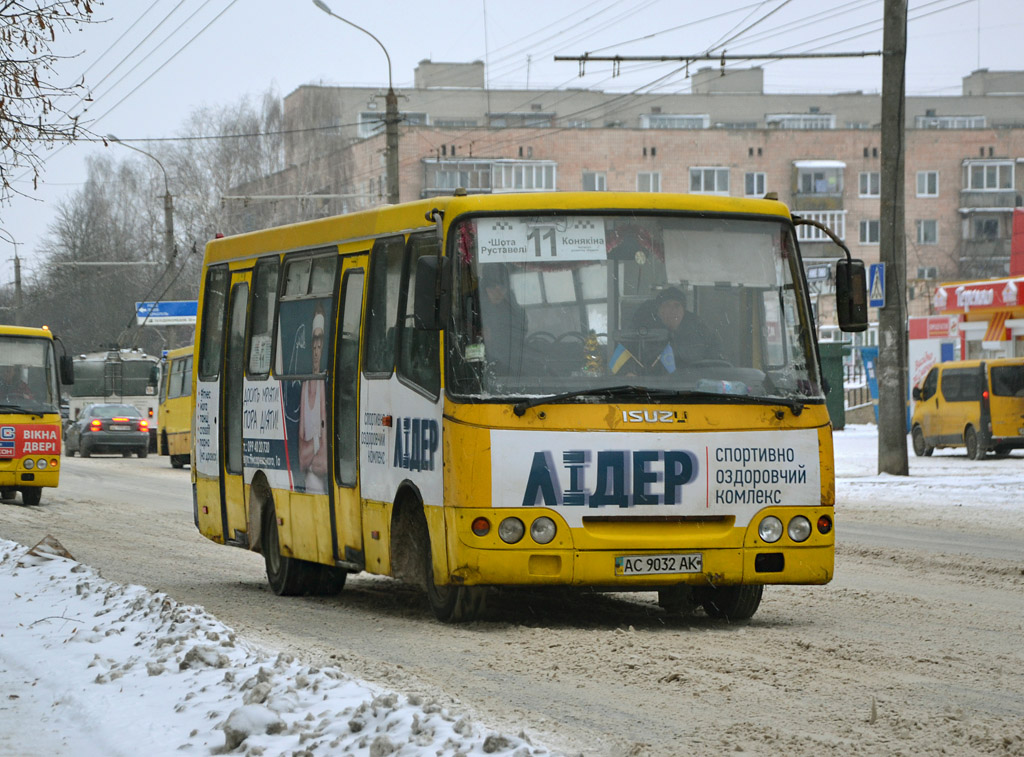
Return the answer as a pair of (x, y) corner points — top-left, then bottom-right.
(0, 537), (551, 756)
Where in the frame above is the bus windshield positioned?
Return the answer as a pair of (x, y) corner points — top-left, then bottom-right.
(447, 213), (821, 404)
(0, 336), (60, 413)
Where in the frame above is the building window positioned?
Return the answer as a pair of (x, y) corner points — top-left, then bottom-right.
(582, 171), (607, 191)
(492, 161), (557, 192)
(916, 171), (939, 197)
(858, 171), (880, 197)
(971, 217), (1001, 240)
(433, 118), (477, 128)
(915, 115), (985, 129)
(640, 114), (710, 129)
(488, 112), (555, 128)
(690, 167), (729, 194)
(637, 172), (661, 192)
(766, 113), (836, 129)
(963, 161), (1013, 191)
(358, 111), (427, 138)
(916, 219), (938, 245)
(744, 172), (766, 197)
(797, 165), (844, 195)
(859, 219), (880, 245)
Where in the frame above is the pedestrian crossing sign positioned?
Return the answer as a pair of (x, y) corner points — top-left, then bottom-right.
(869, 263), (885, 308)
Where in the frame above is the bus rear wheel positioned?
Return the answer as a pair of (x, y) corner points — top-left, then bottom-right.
(170, 454), (188, 469)
(698, 584), (763, 621)
(261, 498), (318, 596)
(20, 487), (42, 507)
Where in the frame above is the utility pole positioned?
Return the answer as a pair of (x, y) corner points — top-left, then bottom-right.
(878, 0), (909, 475)
(13, 253), (22, 326)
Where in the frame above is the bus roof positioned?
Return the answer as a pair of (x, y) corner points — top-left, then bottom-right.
(203, 191), (793, 266)
(0, 325), (57, 340)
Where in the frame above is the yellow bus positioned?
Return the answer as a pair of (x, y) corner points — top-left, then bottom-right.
(159, 345), (193, 468)
(1, 325), (75, 506)
(192, 191), (866, 622)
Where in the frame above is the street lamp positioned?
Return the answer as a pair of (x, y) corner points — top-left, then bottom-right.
(313, 0), (399, 204)
(107, 134), (175, 265)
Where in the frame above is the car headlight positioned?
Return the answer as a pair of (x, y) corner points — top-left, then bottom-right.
(23, 458), (35, 470)
(498, 517), (525, 544)
(530, 517), (557, 544)
(758, 515), (783, 543)
(788, 516), (812, 543)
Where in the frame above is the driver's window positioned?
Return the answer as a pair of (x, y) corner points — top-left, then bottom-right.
(921, 367), (938, 400)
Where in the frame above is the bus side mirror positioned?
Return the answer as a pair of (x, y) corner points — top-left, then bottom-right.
(912, 386), (922, 401)
(414, 256), (451, 331)
(60, 355), (75, 386)
(836, 258), (868, 333)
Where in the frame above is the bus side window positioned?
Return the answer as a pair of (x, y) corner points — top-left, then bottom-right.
(199, 266), (231, 380)
(248, 257), (280, 377)
(336, 269), (364, 487)
(397, 235), (440, 398)
(363, 236), (407, 376)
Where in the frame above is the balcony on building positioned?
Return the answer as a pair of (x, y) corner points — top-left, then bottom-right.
(421, 158), (557, 198)
(791, 160), (847, 244)
(958, 158), (1020, 277)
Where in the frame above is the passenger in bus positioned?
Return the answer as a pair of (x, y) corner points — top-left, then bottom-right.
(1, 365), (34, 402)
(635, 287), (723, 371)
(299, 305), (328, 494)
(479, 265), (526, 374)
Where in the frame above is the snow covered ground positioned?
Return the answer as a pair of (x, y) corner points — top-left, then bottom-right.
(2, 424), (1020, 756)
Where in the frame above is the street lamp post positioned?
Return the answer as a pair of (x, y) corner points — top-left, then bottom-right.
(313, 0), (400, 204)
(107, 135), (175, 265)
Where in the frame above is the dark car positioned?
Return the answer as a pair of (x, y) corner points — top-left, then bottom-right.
(65, 403), (150, 458)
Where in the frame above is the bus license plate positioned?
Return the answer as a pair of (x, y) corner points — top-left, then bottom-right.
(111, 424), (129, 431)
(615, 553), (703, 576)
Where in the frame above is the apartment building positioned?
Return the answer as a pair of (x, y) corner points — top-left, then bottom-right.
(228, 62), (1024, 322)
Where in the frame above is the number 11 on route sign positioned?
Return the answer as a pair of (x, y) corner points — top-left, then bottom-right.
(869, 263), (886, 308)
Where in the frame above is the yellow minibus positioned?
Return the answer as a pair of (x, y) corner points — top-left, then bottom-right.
(159, 345), (193, 468)
(192, 191), (865, 622)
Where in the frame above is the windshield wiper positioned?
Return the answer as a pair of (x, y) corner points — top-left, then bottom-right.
(512, 386), (806, 417)
(513, 385), (668, 416)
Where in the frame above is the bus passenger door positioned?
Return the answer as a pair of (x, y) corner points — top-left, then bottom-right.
(222, 276), (250, 544)
(331, 257), (366, 567)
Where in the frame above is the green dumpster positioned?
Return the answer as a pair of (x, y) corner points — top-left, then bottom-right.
(818, 341), (850, 430)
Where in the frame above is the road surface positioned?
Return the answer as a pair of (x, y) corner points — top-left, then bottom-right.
(2, 453), (1022, 755)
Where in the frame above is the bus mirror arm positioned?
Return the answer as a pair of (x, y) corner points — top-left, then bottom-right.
(792, 215), (868, 333)
(414, 255), (451, 331)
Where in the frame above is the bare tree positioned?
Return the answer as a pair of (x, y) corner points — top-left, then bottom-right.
(0, 0), (99, 205)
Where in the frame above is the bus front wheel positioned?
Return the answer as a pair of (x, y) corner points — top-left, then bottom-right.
(20, 487), (42, 507)
(415, 511), (485, 623)
(698, 584), (763, 621)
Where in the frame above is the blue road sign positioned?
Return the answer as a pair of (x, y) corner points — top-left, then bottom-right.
(135, 300), (198, 326)
(868, 263), (886, 308)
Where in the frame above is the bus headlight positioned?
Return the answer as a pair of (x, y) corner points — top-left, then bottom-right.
(498, 517), (525, 544)
(530, 517), (557, 545)
(758, 515), (783, 543)
(36, 459), (48, 470)
(23, 459), (35, 470)
(788, 516), (812, 543)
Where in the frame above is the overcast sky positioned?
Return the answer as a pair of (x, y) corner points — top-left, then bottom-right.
(2, 0), (1021, 278)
